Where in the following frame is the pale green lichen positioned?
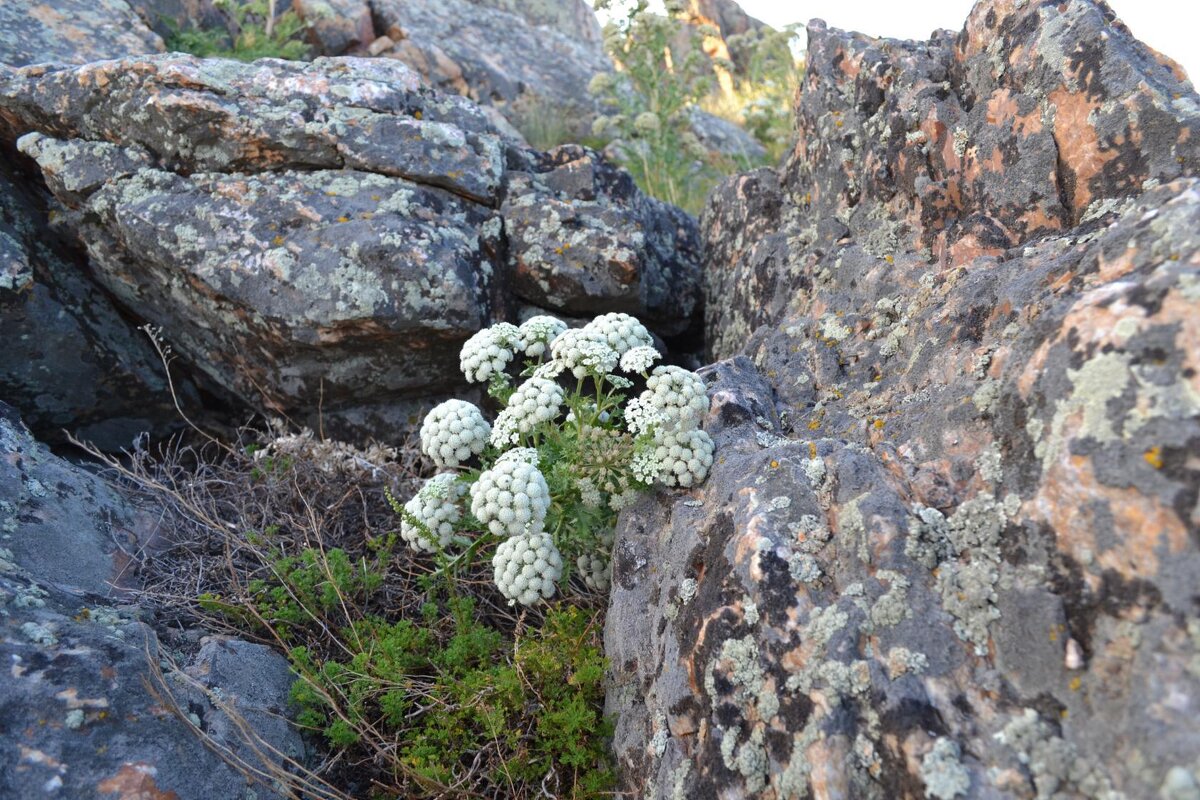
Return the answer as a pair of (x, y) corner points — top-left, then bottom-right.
(1037, 352), (1130, 471)
(995, 709), (1125, 800)
(803, 457), (827, 488)
(885, 646), (929, 679)
(838, 495), (871, 564)
(976, 442), (1003, 484)
(869, 569), (911, 628)
(972, 378), (1001, 415)
(921, 737), (970, 799)
(820, 314), (852, 343)
(1159, 766), (1200, 800)
(790, 515), (832, 554)
(788, 552), (822, 583)
(64, 709), (85, 730)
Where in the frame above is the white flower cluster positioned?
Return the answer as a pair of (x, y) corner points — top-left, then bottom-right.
(400, 473), (466, 553)
(460, 322), (522, 383)
(518, 315), (568, 357)
(619, 345), (660, 374)
(420, 400), (490, 468)
(585, 312), (654, 355)
(491, 377), (564, 447)
(493, 531), (563, 606)
(627, 366), (707, 435)
(550, 328), (619, 379)
(469, 452), (551, 537)
(633, 428), (715, 487)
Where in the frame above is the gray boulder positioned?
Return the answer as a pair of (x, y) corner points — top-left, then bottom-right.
(0, 0), (163, 67)
(608, 1), (1200, 797)
(0, 403), (305, 799)
(0, 55), (702, 439)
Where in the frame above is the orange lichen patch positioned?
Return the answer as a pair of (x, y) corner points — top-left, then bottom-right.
(1017, 200), (1063, 235)
(948, 231), (1008, 267)
(1049, 87), (1118, 213)
(1036, 454), (1190, 581)
(97, 763), (181, 800)
(1143, 446), (1164, 469)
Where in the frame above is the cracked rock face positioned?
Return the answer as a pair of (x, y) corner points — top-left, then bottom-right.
(609, 1), (1200, 798)
(0, 402), (304, 799)
(0, 54), (701, 439)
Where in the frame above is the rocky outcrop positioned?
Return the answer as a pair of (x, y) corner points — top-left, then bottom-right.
(0, 0), (164, 67)
(371, 0), (610, 134)
(608, 1), (1200, 798)
(0, 55), (701, 438)
(0, 403), (304, 799)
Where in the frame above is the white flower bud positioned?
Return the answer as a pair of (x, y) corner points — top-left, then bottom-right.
(470, 456), (551, 537)
(582, 312), (654, 356)
(460, 323), (522, 383)
(550, 328), (619, 379)
(493, 531), (563, 606)
(491, 377), (565, 447)
(400, 473), (466, 553)
(420, 400), (490, 468)
(518, 315), (568, 357)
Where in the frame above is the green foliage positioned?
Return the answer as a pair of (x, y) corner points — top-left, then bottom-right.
(196, 520), (614, 797)
(165, 0), (310, 62)
(590, 3), (719, 213)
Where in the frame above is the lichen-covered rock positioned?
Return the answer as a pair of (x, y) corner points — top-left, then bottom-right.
(610, 2), (1200, 798)
(503, 144), (703, 335)
(0, 403), (305, 799)
(0, 0), (164, 67)
(0, 54), (701, 437)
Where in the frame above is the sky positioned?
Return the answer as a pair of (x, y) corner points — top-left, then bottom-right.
(736, 0), (1199, 83)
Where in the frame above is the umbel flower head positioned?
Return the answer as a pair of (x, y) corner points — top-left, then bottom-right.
(400, 473), (466, 553)
(626, 365), (708, 435)
(632, 428), (715, 487)
(491, 377), (565, 447)
(420, 400), (490, 468)
(582, 312), (654, 356)
(493, 530), (563, 606)
(550, 328), (619, 379)
(518, 315), (568, 357)
(469, 450), (552, 537)
(460, 322), (522, 383)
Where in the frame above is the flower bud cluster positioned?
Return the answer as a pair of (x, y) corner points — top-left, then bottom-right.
(420, 400), (490, 468)
(491, 378), (564, 447)
(460, 322), (522, 383)
(493, 531), (563, 606)
(400, 473), (466, 553)
(469, 452), (551, 537)
(518, 315), (568, 357)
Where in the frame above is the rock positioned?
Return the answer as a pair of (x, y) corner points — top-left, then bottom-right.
(0, 403), (305, 799)
(0, 0), (164, 67)
(472, 0), (604, 48)
(372, 0), (610, 135)
(0, 55), (701, 438)
(689, 107), (769, 163)
(503, 144), (703, 336)
(0, 153), (191, 450)
(292, 0), (375, 56)
(687, 0), (768, 40)
(609, 1), (1200, 798)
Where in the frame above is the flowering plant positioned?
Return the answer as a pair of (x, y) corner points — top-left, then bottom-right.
(391, 313), (714, 606)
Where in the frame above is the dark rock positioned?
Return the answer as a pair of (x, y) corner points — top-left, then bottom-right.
(502, 144), (703, 335)
(0, 404), (304, 800)
(0, 0), (164, 68)
(610, 1), (1200, 798)
(0, 152), (190, 450)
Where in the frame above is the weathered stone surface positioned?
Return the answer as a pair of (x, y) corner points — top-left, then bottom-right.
(373, 0), (610, 129)
(503, 144), (703, 335)
(0, 153), (189, 450)
(0, 403), (304, 799)
(610, 2), (1200, 798)
(0, 55), (701, 437)
(0, 0), (164, 68)
(293, 0), (375, 56)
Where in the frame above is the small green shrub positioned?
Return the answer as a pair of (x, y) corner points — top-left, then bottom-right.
(165, 0), (310, 61)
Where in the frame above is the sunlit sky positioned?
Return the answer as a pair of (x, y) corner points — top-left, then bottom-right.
(736, 0), (1199, 83)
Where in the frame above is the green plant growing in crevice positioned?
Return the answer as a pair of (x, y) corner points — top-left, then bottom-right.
(165, 0), (310, 61)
